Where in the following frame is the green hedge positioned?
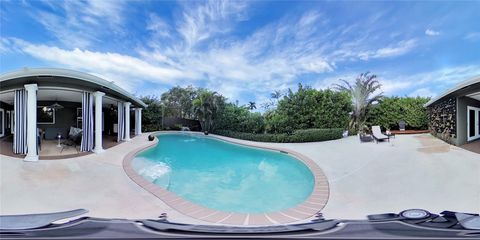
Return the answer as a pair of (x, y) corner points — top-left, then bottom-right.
(265, 85), (351, 134)
(213, 128), (343, 143)
(366, 96), (430, 130)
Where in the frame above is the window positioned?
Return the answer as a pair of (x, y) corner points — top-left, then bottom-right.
(77, 107), (82, 128)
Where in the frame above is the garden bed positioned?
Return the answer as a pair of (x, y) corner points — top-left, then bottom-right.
(213, 128), (343, 143)
(390, 130), (430, 134)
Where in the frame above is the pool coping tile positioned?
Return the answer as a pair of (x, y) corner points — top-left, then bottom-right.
(219, 213), (248, 225)
(247, 214), (275, 225)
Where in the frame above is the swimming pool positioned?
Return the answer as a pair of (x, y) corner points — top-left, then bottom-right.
(131, 133), (315, 213)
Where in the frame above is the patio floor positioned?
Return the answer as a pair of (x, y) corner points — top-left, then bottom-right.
(0, 135), (120, 160)
(461, 140), (480, 154)
(1, 132), (479, 225)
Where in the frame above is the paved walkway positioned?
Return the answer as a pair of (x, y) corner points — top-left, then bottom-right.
(462, 140), (480, 154)
(1, 132), (479, 225)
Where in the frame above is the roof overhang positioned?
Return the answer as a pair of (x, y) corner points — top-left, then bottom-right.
(0, 68), (147, 108)
(424, 75), (480, 107)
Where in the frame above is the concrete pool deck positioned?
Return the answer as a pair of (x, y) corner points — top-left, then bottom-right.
(1, 132), (479, 225)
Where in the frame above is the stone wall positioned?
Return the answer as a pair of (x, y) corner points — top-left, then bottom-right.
(427, 97), (456, 144)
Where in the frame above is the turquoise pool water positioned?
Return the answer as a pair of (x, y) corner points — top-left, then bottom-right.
(132, 133), (315, 213)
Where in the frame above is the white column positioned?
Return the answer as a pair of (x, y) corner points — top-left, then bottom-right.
(93, 91), (105, 153)
(24, 84), (38, 162)
(134, 108), (142, 135)
(124, 102), (131, 141)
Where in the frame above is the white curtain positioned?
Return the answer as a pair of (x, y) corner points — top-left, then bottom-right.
(117, 102), (125, 142)
(80, 92), (94, 152)
(13, 89), (27, 154)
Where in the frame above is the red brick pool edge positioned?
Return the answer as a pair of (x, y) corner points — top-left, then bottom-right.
(122, 132), (330, 226)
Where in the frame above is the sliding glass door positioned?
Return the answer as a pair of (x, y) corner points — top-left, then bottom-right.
(467, 106), (480, 141)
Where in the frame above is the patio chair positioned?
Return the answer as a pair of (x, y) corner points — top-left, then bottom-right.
(398, 120), (406, 131)
(359, 133), (374, 143)
(371, 126), (389, 143)
(61, 127), (82, 153)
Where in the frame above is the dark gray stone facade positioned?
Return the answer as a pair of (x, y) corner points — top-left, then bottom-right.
(427, 97), (456, 144)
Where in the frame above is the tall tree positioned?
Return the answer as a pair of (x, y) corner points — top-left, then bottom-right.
(334, 72), (383, 133)
(192, 90), (225, 131)
(160, 86), (197, 118)
(261, 90), (283, 110)
(247, 101), (256, 110)
(139, 95), (163, 130)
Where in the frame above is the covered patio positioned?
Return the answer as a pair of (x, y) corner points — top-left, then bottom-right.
(0, 68), (147, 161)
(0, 134), (120, 159)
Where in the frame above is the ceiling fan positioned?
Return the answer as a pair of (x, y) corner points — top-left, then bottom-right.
(49, 97), (64, 110)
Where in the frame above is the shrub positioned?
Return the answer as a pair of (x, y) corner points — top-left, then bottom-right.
(366, 96), (430, 130)
(172, 124), (183, 130)
(265, 84), (351, 133)
(143, 124), (161, 132)
(140, 96), (163, 129)
(214, 103), (265, 133)
(289, 129), (344, 142)
(213, 128), (343, 143)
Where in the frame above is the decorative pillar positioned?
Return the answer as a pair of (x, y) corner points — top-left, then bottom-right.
(124, 102), (131, 141)
(93, 91), (105, 153)
(134, 108), (142, 135)
(24, 84), (38, 162)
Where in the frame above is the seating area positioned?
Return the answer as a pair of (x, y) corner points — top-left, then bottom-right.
(359, 125), (396, 143)
(0, 134), (120, 160)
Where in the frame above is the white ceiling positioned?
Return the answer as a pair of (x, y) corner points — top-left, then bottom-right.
(467, 92), (480, 101)
(0, 89), (118, 106)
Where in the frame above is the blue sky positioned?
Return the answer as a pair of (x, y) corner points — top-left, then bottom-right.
(1, 0), (480, 106)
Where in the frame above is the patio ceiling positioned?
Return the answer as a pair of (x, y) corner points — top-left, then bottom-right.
(0, 68), (147, 108)
(0, 89), (118, 107)
(466, 91), (480, 101)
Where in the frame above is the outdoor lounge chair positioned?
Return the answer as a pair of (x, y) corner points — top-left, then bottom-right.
(61, 127), (82, 153)
(372, 126), (389, 143)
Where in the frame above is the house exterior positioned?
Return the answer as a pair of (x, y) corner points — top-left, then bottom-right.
(0, 68), (147, 161)
(425, 76), (480, 146)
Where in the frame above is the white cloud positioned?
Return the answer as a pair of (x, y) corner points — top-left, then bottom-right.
(464, 32), (480, 41)
(357, 39), (417, 60)
(32, 0), (126, 48)
(11, 38), (196, 91)
(425, 29), (440, 36)
(140, 7), (335, 101)
(176, 0), (248, 49)
(382, 64), (480, 96)
(313, 64), (480, 98)
(147, 13), (171, 38)
(380, 80), (413, 95)
(409, 88), (435, 97)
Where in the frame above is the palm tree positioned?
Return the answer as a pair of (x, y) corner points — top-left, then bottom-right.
(334, 72), (383, 133)
(192, 90), (223, 132)
(270, 90), (282, 101)
(247, 101), (256, 110)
